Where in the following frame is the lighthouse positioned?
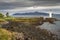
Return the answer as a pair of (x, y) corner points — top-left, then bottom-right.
(49, 12), (53, 18)
(49, 9), (53, 18)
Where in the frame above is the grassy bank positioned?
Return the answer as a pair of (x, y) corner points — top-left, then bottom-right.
(0, 28), (12, 40)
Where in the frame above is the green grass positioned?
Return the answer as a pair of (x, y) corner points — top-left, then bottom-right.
(0, 28), (13, 40)
(0, 16), (15, 21)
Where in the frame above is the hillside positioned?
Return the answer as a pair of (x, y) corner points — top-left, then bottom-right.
(13, 12), (49, 16)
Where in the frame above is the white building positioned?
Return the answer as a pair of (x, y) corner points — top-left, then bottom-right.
(49, 12), (53, 18)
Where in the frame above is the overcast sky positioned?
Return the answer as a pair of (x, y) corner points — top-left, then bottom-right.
(0, 0), (60, 14)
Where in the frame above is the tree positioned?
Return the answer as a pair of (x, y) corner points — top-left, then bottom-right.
(6, 12), (9, 17)
(0, 13), (4, 18)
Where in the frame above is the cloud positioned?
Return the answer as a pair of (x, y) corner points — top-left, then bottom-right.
(29, 0), (60, 1)
(29, 0), (60, 6)
(0, 0), (34, 10)
(0, 0), (60, 10)
(0, 0), (16, 2)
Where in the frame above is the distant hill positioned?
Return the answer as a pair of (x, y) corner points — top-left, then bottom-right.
(53, 14), (60, 16)
(13, 12), (49, 16)
(13, 12), (60, 18)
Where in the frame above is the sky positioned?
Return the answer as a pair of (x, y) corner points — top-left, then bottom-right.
(0, 0), (60, 15)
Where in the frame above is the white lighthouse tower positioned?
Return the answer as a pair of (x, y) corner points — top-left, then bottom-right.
(49, 12), (53, 18)
(49, 9), (53, 18)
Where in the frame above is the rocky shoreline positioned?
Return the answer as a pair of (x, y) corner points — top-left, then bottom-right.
(0, 17), (60, 40)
